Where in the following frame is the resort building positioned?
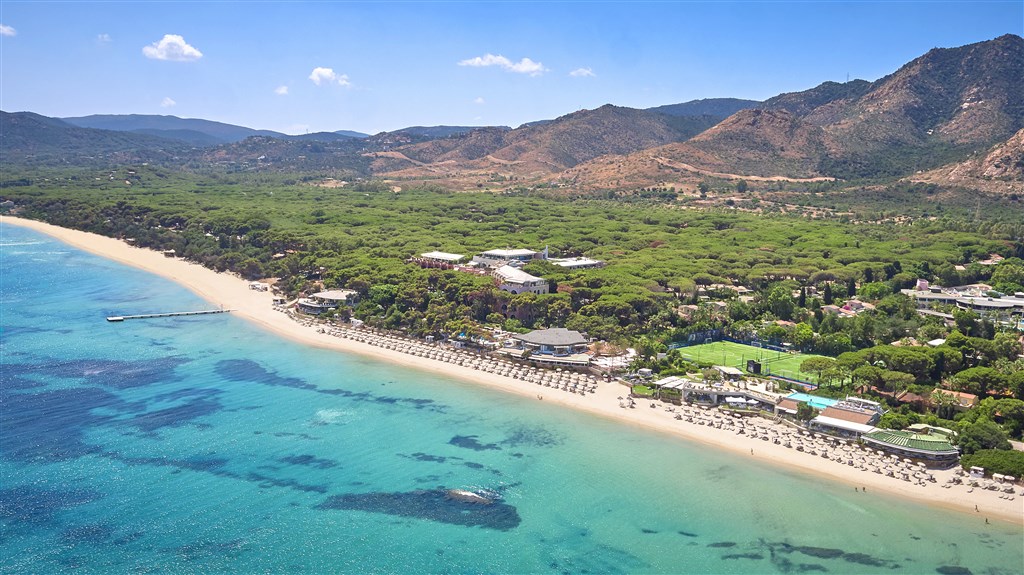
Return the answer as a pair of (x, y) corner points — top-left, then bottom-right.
(473, 248), (545, 267)
(861, 428), (960, 467)
(499, 328), (591, 367)
(953, 295), (1024, 322)
(297, 289), (358, 315)
(808, 398), (883, 438)
(902, 283), (1024, 324)
(713, 366), (744, 381)
(930, 389), (979, 412)
(420, 251), (465, 265)
(549, 257), (605, 270)
(493, 265), (549, 295)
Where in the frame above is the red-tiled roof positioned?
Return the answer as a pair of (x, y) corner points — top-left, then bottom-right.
(820, 406), (876, 425)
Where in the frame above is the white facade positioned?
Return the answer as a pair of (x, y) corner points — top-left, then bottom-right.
(493, 265), (548, 294)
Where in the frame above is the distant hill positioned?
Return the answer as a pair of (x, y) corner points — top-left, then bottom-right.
(1, 111), (187, 165)
(377, 104), (716, 178)
(761, 80), (873, 118)
(129, 128), (225, 146)
(61, 114), (285, 144)
(190, 135), (371, 174)
(5, 34), (1021, 194)
(815, 33), (1024, 175)
(334, 130), (370, 139)
(62, 114), (369, 145)
(659, 108), (834, 178)
(391, 126), (491, 139)
(647, 98), (760, 118)
(287, 131), (362, 142)
(567, 34), (1024, 187)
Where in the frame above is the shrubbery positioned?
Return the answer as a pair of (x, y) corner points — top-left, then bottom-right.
(960, 450), (1024, 478)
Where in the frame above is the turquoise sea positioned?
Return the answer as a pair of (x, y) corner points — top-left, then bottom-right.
(1, 223), (1021, 575)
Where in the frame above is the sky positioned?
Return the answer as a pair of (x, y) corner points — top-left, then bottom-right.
(0, 1), (1021, 135)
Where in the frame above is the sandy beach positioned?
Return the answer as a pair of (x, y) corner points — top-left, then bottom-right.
(3, 215), (1022, 525)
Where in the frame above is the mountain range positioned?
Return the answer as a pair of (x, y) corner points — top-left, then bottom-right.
(2, 34), (1020, 193)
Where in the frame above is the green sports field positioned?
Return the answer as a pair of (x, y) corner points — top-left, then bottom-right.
(675, 340), (827, 383)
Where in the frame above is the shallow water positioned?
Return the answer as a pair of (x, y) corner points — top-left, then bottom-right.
(2, 224), (1021, 574)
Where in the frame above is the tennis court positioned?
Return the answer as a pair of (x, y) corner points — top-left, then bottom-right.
(675, 340), (827, 383)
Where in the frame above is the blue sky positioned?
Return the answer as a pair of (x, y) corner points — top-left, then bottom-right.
(1, 1), (1020, 134)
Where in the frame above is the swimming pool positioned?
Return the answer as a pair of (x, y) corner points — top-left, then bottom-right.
(786, 392), (839, 410)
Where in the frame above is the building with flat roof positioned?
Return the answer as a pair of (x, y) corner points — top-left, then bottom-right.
(902, 286), (1024, 323)
(420, 251), (465, 263)
(493, 265), (548, 294)
(297, 289), (358, 315)
(473, 247), (545, 267)
(482, 248), (539, 260)
(549, 257), (604, 270)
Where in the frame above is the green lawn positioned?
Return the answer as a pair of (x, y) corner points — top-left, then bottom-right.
(676, 341), (827, 383)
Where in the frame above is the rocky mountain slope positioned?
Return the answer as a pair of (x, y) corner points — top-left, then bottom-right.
(567, 34), (1024, 187)
(910, 128), (1024, 194)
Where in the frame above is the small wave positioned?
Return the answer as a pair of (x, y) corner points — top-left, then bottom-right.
(0, 241), (46, 247)
(310, 408), (351, 426)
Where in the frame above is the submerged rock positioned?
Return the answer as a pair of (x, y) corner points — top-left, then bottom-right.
(317, 488), (520, 531)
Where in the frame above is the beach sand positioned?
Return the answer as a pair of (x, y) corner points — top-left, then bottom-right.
(3, 215), (1022, 525)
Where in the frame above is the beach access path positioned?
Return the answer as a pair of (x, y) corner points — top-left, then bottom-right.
(2, 215), (1021, 525)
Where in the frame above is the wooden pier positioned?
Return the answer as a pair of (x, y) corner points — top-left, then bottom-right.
(106, 309), (233, 322)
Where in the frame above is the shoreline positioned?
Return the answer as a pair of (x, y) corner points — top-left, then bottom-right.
(2, 215), (1022, 526)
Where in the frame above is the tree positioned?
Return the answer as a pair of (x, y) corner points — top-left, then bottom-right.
(736, 180), (748, 193)
(992, 332), (1022, 362)
(817, 333), (854, 356)
(800, 356), (836, 383)
(851, 365), (884, 389)
(951, 367), (1006, 397)
(880, 370), (915, 395)
(858, 282), (892, 301)
(763, 284), (795, 320)
(796, 402), (817, 422)
(823, 283), (834, 305)
(971, 398), (1024, 439)
(960, 450), (1024, 478)
(958, 419), (1011, 455)
(789, 322), (814, 350)
(1010, 371), (1024, 400)
(821, 365), (851, 390)
(846, 277), (857, 297)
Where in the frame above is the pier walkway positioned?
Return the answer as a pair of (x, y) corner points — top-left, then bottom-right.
(106, 309), (232, 322)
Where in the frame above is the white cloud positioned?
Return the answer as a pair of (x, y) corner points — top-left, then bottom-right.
(473, 97), (485, 105)
(96, 33), (111, 44)
(458, 53), (547, 76)
(309, 67), (350, 86)
(142, 34), (203, 61)
(569, 67), (595, 78)
(160, 97), (177, 108)
(508, 57), (546, 75)
(0, 24), (16, 37)
(274, 85), (289, 96)
(459, 53), (512, 68)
